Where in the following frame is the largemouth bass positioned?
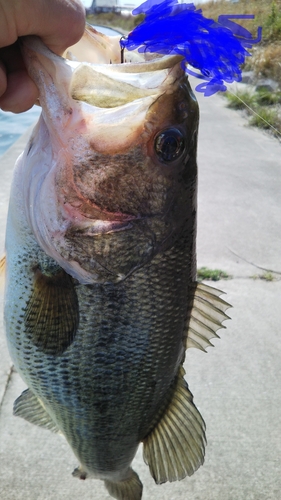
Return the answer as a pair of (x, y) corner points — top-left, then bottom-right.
(4, 26), (230, 500)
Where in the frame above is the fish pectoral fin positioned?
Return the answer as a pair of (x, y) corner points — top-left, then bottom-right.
(186, 282), (231, 352)
(0, 254), (5, 288)
(13, 389), (60, 433)
(24, 267), (79, 356)
(104, 468), (143, 500)
(143, 366), (206, 484)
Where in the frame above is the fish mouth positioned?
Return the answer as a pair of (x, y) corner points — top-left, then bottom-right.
(68, 53), (184, 109)
(22, 29), (184, 111)
(65, 25), (185, 110)
(64, 202), (139, 237)
(62, 198), (138, 223)
(60, 181), (140, 235)
(67, 219), (135, 237)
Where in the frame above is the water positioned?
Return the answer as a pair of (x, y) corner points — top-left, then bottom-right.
(0, 106), (41, 157)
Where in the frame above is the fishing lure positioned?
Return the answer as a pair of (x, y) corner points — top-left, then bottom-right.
(120, 0), (262, 96)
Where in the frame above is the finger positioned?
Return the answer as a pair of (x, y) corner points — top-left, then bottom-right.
(0, 70), (38, 113)
(38, 0), (86, 55)
(0, 42), (38, 112)
(0, 1), (85, 54)
(18, 0), (85, 55)
(0, 60), (7, 97)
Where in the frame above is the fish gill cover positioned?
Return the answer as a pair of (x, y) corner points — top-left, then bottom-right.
(120, 0), (262, 96)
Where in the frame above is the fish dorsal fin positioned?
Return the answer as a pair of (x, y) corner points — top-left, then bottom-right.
(0, 254), (5, 288)
(186, 282), (231, 352)
(13, 389), (60, 433)
(24, 267), (79, 356)
(143, 366), (206, 483)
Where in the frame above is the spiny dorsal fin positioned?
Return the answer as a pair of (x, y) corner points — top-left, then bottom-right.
(104, 468), (143, 500)
(13, 389), (60, 433)
(0, 254), (5, 288)
(24, 267), (79, 356)
(143, 366), (206, 484)
(186, 282), (231, 352)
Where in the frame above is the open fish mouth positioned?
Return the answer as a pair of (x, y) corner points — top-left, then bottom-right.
(22, 27), (184, 116)
(68, 53), (184, 110)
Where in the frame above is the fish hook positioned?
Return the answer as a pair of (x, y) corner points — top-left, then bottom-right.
(120, 36), (126, 63)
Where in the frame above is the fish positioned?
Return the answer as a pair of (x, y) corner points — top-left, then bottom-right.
(4, 26), (230, 500)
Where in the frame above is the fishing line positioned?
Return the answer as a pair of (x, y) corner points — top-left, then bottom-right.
(226, 87), (281, 138)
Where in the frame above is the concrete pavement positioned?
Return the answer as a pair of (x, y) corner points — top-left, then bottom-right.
(0, 84), (280, 500)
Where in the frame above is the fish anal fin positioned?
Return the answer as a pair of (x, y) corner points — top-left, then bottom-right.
(104, 468), (143, 500)
(185, 282), (231, 352)
(24, 267), (79, 356)
(13, 388), (60, 433)
(143, 366), (206, 484)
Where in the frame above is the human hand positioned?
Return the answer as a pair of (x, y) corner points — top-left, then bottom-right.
(0, 0), (85, 112)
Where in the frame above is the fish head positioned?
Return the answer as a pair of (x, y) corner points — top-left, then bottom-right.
(20, 28), (199, 284)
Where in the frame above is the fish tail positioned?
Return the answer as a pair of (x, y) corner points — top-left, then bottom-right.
(104, 468), (143, 500)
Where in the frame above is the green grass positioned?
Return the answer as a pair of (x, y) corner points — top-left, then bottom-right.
(255, 89), (281, 106)
(224, 89), (281, 110)
(250, 272), (276, 281)
(225, 91), (256, 110)
(249, 107), (281, 134)
(223, 89), (281, 137)
(263, 1), (281, 42)
(197, 267), (231, 282)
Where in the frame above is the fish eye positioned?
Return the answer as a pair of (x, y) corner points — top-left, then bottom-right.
(154, 128), (186, 163)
